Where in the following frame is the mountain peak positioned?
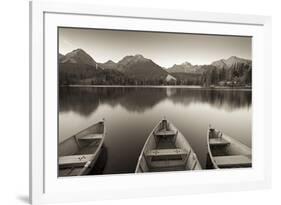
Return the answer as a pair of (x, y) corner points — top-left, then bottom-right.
(134, 54), (144, 58)
(104, 60), (115, 64)
(181, 61), (192, 67)
(211, 56), (251, 69)
(100, 60), (117, 70)
(118, 54), (151, 67)
(225, 56), (251, 66)
(114, 54), (170, 81)
(60, 48), (96, 66)
(72, 48), (86, 53)
(228, 56), (238, 60)
(167, 61), (202, 74)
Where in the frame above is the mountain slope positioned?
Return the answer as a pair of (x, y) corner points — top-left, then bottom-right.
(116, 54), (175, 83)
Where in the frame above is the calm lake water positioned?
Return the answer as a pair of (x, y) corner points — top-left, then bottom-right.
(59, 87), (252, 174)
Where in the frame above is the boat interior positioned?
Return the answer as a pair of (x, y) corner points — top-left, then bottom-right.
(59, 122), (104, 176)
(209, 128), (251, 168)
(137, 120), (200, 172)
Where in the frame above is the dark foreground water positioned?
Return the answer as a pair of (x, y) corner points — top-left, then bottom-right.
(59, 87), (252, 174)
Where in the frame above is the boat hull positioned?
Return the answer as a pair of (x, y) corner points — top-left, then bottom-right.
(59, 120), (105, 176)
(207, 127), (251, 169)
(135, 119), (201, 173)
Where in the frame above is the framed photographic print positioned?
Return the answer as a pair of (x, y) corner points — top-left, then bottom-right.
(30, 1), (271, 204)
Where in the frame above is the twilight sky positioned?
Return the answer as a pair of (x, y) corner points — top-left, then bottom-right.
(59, 27), (252, 68)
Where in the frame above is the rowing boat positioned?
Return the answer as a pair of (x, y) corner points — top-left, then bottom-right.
(207, 126), (251, 169)
(59, 120), (105, 176)
(135, 118), (201, 173)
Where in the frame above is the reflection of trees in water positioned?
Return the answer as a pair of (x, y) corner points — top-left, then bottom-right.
(59, 87), (252, 116)
(59, 87), (100, 116)
(169, 89), (252, 112)
(59, 87), (125, 116)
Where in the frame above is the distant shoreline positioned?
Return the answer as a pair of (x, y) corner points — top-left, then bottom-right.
(60, 84), (252, 91)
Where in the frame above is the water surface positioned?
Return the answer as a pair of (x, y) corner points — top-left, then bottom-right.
(59, 87), (252, 174)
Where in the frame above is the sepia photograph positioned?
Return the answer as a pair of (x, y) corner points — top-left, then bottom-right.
(58, 27), (252, 177)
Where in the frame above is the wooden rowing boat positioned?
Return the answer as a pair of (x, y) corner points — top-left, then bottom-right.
(59, 120), (105, 176)
(135, 118), (201, 173)
(207, 126), (251, 169)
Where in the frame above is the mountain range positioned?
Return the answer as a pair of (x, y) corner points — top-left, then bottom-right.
(59, 48), (252, 86)
(167, 62), (204, 74)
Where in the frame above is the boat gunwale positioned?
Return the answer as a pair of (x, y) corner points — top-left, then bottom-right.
(207, 128), (219, 169)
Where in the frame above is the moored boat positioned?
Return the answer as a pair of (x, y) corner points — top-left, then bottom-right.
(135, 118), (201, 173)
(59, 120), (105, 176)
(207, 126), (251, 169)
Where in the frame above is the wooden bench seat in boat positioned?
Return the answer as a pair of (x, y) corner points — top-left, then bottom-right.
(154, 130), (177, 136)
(59, 154), (93, 167)
(79, 133), (103, 140)
(149, 159), (186, 168)
(149, 166), (186, 172)
(145, 149), (187, 157)
(209, 138), (230, 146)
(213, 155), (251, 168)
(76, 141), (100, 155)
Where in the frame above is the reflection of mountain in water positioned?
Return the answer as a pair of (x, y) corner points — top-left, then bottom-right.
(59, 87), (251, 116)
(118, 88), (167, 113)
(59, 87), (167, 116)
(59, 87), (100, 116)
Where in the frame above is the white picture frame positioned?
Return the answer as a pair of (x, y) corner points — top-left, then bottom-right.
(30, 1), (272, 204)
